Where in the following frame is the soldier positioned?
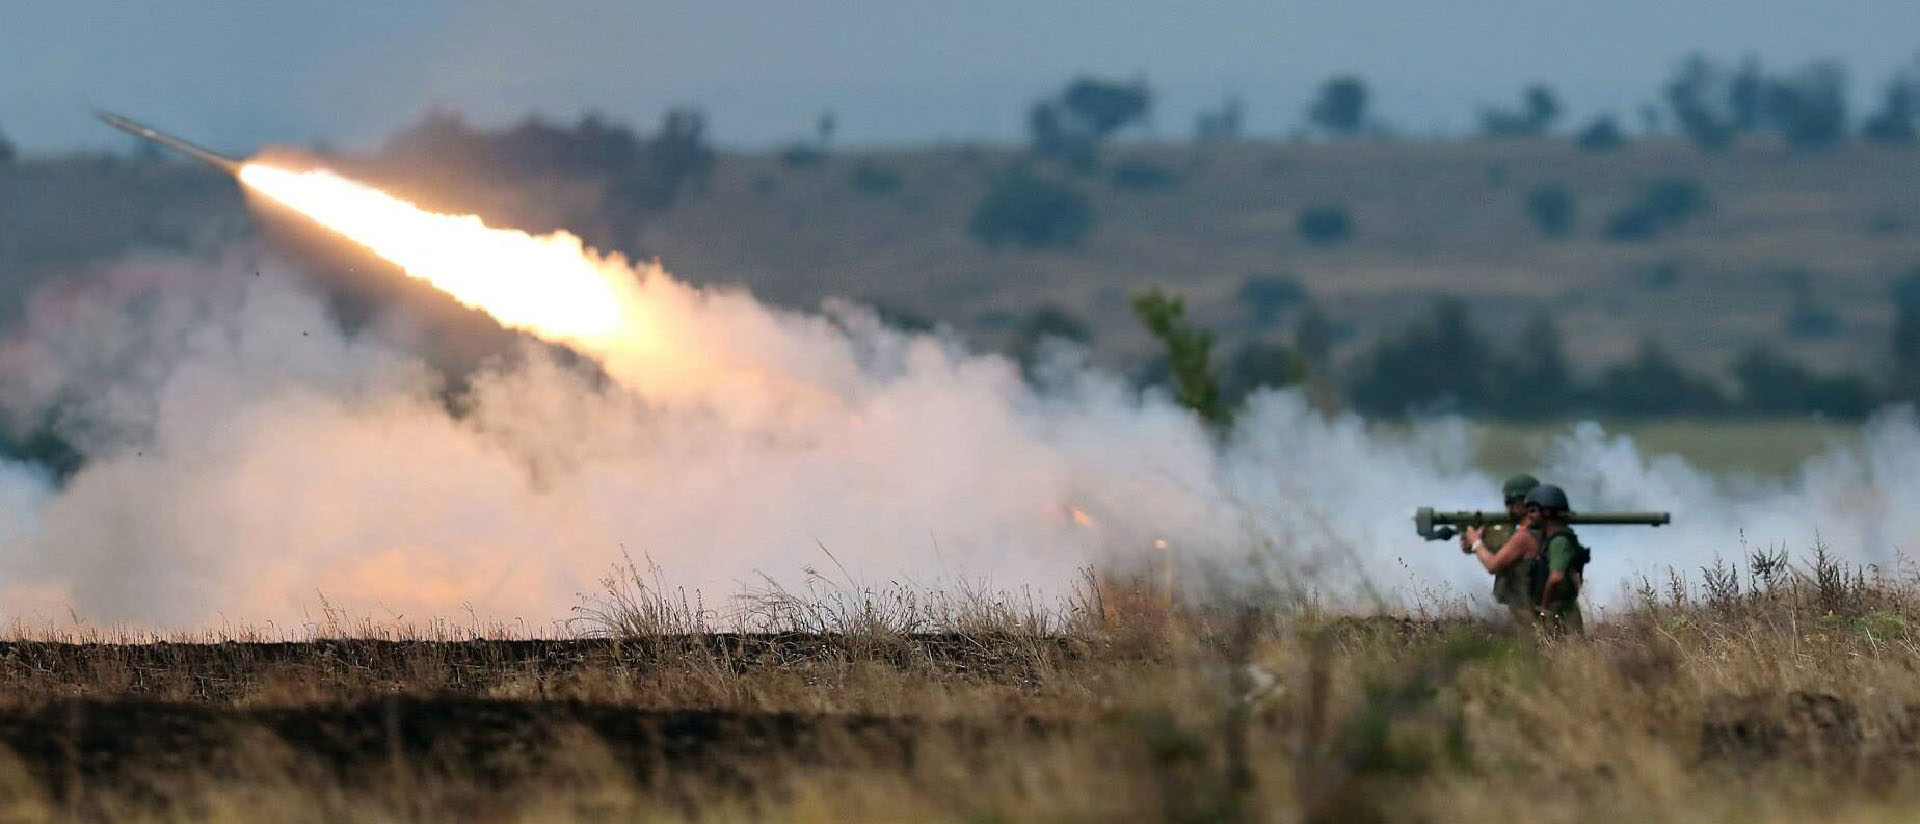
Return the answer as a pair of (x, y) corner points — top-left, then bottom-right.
(1525, 484), (1588, 634)
(1464, 474), (1542, 624)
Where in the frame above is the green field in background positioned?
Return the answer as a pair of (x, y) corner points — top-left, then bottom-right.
(1469, 419), (1859, 478)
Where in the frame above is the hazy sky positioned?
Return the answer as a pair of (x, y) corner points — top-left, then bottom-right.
(4, 1), (1919, 153)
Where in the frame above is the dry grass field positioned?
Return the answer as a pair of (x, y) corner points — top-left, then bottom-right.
(3, 552), (1920, 822)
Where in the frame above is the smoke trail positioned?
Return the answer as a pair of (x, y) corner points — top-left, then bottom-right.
(0, 251), (1916, 629)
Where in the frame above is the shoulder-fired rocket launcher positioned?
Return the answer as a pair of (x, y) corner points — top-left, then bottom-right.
(1413, 506), (1670, 541)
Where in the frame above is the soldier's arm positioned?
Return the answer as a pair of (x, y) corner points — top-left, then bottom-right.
(1537, 537), (1572, 611)
(1538, 570), (1567, 612)
(1476, 530), (1533, 573)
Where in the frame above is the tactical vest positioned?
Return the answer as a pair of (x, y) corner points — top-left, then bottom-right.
(1527, 527), (1590, 606)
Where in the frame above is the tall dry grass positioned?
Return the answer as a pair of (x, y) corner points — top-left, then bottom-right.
(3, 546), (1920, 821)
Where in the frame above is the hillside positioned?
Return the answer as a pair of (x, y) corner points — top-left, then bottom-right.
(4, 137), (1918, 385)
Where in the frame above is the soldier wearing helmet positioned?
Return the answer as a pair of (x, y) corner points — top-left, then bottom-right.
(1464, 473), (1542, 624)
(1525, 483), (1589, 634)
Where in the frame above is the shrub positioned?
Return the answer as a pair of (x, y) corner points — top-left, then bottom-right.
(1604, 207), (1660, 242)
(1574, 117), (1626, 152)
(1892, 265), (1920, 307)
(1767, 61), (1848, 150)
(1478, 84), (1561, 137)
(1223, 341), (1306, 403)
(1132, 289), (1227, 427)
(1194, 96), (1244, 141)
(1604, 178), (1711, 242)
(848, 162), (903, 195)
(1731, 347), (1873, 418)
(778, 143), (827, 168)
(1309, 76), (1369, 137)
(1297, 205), (1353, 246)
(1346, 298), (1491, 417)
(1524, 185), (1576, 238)
(1109, 160), (1180, 191)
(1863, 80), (1917, 145)
(968, 169), (1094, 250)
(1235, 274), (1308, 327)
(1640, 261), (1684, 290)
(1644, 178), (1711, 222)
(1011, 304), (1093, 374)
(1591, 341), (1728, 417)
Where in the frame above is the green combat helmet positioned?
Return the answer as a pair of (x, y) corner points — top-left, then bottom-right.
(1526, 484), (1571, 512)
(1502, 473), (1541, 501)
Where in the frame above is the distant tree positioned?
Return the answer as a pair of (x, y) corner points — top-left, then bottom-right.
(1309, 75), (1370, 137)
(1132, 289), (1229, 428)
(644, 108), (714, 200)
(1766, 61), (1848, 150)
(1524, 184), (1576, 238)
(1108, 159), (1180, 191)
(1639, 261), (1684, 291)
(1604, 177), (1711, 243)
(778, 142), (828, 168)
(865, 299), (935, 333)
(1012, 304), (1093, 370)
(1730, 57), (1767, 131)
(1643, 178), (1711, 222)
(1638, 102), (1665, 135)
(1028, 102), (1094, 172)
(0, 127), (15, 165)
(1223, 341), (1307, 403)
(1603, 207), (1661, 242)
(1665, 55), (1740, 151)
(1731, 347), (1874, 418)
(1665, 54), (1851, 151)
(1293, 303), (1338, 368)
(1062, 77), (1152, 137)
(1028, 76), (1151, 173)
(1574, 116), (1627, 152)
(1863, 77), (1918, 144)
(1782, 271), (1840, 338)
(1296, 204), (1353, 246)
(817, 111), (837, 146)
(1524, 85), (1562, 130)
(1893, 265), (1920, 306)
(1591, 340), (1728, 417)
(1236, 274), (1309, 327)
(1196, 96), (1244, 141)
(848, 161), (903, 195)
(1479, 83), (1562, 137)
(1492, 313), (1575, 418)
(1893, 268), (1920, 400)
(597, 107), (714, 244)
(1347, 298), (1491, 416)
(968, 168), (1094, 250)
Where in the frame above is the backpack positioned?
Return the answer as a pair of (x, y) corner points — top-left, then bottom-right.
(1527, 527), (1590, 605)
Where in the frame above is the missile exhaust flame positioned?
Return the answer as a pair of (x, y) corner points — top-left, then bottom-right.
(234, 164), (634, 347)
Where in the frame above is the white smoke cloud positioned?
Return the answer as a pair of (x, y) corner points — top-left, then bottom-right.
(1, 251), (1918, 630)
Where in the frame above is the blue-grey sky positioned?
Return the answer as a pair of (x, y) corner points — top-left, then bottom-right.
(5, 1), (1919, 153)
